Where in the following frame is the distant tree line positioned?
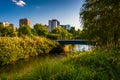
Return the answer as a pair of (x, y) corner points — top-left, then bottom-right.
(0, 25), (16, 37)
(0, 23), (83, 40)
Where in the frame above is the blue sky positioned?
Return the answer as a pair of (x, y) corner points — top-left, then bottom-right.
(0, 0), (84, 30)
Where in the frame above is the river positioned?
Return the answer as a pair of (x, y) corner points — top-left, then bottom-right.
(63, 44), (93, 53)
(0, 43), (92, 79)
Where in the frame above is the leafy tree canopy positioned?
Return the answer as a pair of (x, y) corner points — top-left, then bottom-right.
(33, 24), (48, 37)
(51, 27), (73, 40)
(18, 25), (32, 36)
(80, 0), (120, 46)
(0, 25), (14, 37)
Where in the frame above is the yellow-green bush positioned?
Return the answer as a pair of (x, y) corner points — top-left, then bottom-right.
(0, 36), (56, 65)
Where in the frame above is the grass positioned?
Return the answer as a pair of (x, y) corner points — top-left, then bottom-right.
(0, 47), (119, 80)
(0, 55), (60, 79)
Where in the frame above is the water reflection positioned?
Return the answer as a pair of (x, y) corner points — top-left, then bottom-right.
(75, 44), (92, 52)
(63, 44), (93, 53)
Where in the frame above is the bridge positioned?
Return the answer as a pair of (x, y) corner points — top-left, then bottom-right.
(54, 40), (95, 45)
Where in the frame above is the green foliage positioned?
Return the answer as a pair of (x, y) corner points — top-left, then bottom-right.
(2, 47), (119, 80)
(69, 27), (76, 39)
(0, 25), (14, 37)
(31, 29), (37, 36)
(80, 0), (120, 46)
(69, 27), (83, 39)
(66, 47), (120, 80)
(74, 29), (83, 39)
(0, 36), (56, 66)
(51, 27), (73, 40)
(33, 24), (48, 37)
(18, 25), (32, 36)
(47, 33), (61, 40)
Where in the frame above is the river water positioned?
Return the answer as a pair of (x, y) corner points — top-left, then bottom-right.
(73, 44), (93, 51)
(63, 44), (93, 53)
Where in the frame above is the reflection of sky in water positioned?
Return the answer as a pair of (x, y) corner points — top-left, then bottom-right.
(71, 45), (92, 52)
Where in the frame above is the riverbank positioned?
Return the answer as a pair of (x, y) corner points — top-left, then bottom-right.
(0, 36), (57, 66)
(0, 47), (119, 80)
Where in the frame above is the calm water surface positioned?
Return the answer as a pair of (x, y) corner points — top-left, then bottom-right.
(63, 44), (93, 53)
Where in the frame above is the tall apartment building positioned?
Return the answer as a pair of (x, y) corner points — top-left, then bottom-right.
(48, 19), (60, 32)
(19, 18), (31, 27)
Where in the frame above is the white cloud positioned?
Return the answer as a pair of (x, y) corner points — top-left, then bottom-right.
(12, 0), (26, 7)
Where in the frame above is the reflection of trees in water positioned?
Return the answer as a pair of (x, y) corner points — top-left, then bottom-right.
(63, 45), (70, 53)
(76, 45), (81, 52)
(82, 47), (85, 52)
(63, 44), (76, 53)
(63, 44), (92, 53)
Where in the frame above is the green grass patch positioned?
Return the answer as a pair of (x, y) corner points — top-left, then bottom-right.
(0, 47), (120, 80)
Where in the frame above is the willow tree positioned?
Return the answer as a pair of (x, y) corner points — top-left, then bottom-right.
(80, 0), (120, 46)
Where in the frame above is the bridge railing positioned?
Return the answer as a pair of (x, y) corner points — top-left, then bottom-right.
(53, 40), (96, 45)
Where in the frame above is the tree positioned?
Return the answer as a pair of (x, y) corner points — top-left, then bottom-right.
(69, 27), (76, 33)
(31, 29), (37, 36)
(33, 24), (48, 37)
(0, 25), (14, 37)
(0, 25), (4, 36)
(76, 29), (83, 39)
(69, 27), (76, 39)
(80, 0), (120, 46)
(47, 33), (60, 40)
(51, 27), (72, 40)
(18, 25), (32, 36)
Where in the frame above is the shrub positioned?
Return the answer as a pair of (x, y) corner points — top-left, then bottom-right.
(0, 36), (56, 66)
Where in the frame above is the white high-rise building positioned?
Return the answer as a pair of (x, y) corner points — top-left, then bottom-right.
(48, 19), (60, 32)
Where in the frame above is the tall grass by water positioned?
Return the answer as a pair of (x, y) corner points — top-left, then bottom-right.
(0, 47), (119, 80)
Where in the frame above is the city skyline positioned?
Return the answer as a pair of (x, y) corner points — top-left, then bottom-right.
(0, 0), (84, 30)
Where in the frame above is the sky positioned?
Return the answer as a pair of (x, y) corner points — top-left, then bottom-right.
(0, 0), (84, 30)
